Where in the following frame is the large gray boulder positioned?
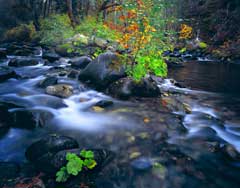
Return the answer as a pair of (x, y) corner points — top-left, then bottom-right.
(70, 56), (92, 69)
(25, 135), (79, 163)
(78, 52), (126, 90)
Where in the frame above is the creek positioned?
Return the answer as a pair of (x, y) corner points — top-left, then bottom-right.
(0, 47), (240, 187)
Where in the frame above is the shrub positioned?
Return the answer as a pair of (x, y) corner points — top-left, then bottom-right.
(75, 17), (121, 40)
(38, 14), (75, 46)
(3, 23), (36, 42)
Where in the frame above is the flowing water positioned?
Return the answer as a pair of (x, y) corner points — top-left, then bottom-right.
(0, 52), (240, 187)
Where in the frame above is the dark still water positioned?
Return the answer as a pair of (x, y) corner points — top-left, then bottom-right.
(168, 61), (240, 94)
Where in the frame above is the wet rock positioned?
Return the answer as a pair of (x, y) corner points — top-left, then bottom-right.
(0, 68), (18, 82)
(70, 56), (92, 69)
(0, 162), (20, 179)
(68, 69), (80, 79)
(3, 44), (41, 57)
(169, 79), (185, 88)
(11, 109), (41, 129)
(39, 76), (58, 88)
(91, 37), (108, 48)
(34, 148), (115, 175)
(43, 52), (60, 62)
(46, 84), (74, 98)
(28, 95), (67, 109)
(0, 102), (41, 129)
(183, 103), (192, 114)
(109, 77), (161, 99)
(95, 100), (113, 108)
(131, 157), (153, 171)
(25, 135), (79, 163)
(166, 57), (184, 68)
(78, 52), (126, 90)
(0, 48), (7, 58)
(221, 145), (240, 161)
(8, 58), (39, 67)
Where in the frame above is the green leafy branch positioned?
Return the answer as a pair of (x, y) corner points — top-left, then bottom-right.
(56, 150), (97, 183)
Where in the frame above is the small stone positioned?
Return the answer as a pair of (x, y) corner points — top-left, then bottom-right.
(127, 136), (135, 143)
(152, 162), (167, 179)
(138, 132), (150, 139)
(79, 98), (90, 102)
(131, 157), (153, 171)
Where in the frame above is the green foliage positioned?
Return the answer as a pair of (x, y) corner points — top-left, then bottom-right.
(128, 53), (168, 81)
(38, 14), (75, 45)
(66, 153), (84, 176)
(56, 167), (70, 183)
(198, 42), (208, 49)
(75, 17), (121, 40)
(56, 150), (97, 183)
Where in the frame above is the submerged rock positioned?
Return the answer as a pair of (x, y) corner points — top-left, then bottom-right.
(8, 58), (39, 67)
(78, 52), (125, 90)
(0, 48), (7, 58)
(0, 68), (18, 82)
(95, 100), (114, 108)
(46, 84), (74, 98)
(0, 102), (42, 129)
(68, 69), (80, 79)
(25, 135), (79, 163)
(70, 56), (92, 69)
(109, 77), (161, 99)
(131, 157), (153, 171)
(221, 144), (240, 161)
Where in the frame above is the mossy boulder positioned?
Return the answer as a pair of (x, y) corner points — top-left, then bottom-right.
(2, 24), (36, 42)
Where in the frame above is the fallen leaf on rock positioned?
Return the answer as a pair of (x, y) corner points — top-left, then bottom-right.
(92, 106), (104, 112)
(144, 117), (150, 123)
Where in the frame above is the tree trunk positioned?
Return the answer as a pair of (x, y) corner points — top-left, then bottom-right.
(66, 0), (76, 27)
